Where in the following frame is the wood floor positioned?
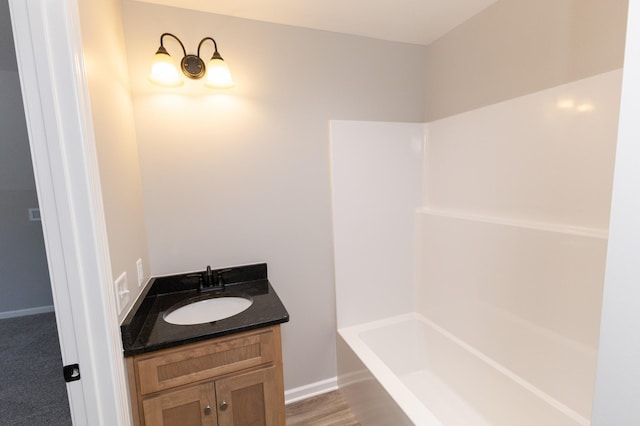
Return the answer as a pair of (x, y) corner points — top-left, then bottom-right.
(286, 390), (360, 426)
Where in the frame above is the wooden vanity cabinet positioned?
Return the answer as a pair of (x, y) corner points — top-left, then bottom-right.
(142, 382), (217, 425)
(126, 325), (285, 426)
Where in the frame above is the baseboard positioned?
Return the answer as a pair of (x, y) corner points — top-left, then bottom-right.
(285, 376), (338, 405)
(0, 305), (55, 319)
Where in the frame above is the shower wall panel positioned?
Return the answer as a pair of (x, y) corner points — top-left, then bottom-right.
(424, 69), (622, 231)
(417, 69), (623, 419)
(330, 121), (425, 329)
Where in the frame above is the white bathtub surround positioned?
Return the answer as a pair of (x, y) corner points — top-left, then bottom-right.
(424, 69), (621, 230)
(417, 211), (607, 350)
(331, 70), (621, 425)
(330, 120), (426, 329)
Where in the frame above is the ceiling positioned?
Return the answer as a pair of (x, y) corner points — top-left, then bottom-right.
(133, 0), (498, 46)
(1, 0), (499, 73)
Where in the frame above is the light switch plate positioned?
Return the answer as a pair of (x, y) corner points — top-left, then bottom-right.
(114, 272), (129, 315)
(136, 259), (144, 287)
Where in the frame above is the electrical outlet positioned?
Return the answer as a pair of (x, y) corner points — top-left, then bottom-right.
(136, 259), (144, 287)
(114, 272), (129, 315)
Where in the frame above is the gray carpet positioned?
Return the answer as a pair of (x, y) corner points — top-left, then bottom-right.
(0, 312), (72, 425)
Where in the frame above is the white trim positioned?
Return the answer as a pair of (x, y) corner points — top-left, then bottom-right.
(285, 377), (339, 405)
(592, 0), (640, 422)
(0, 305), (55, 319)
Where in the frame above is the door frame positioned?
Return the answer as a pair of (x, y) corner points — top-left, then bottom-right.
(592, 0), (640, 423)
(8, 0), (131, 424)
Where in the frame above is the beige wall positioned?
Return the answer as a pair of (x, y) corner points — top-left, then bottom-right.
(424, 0), (628, 121)
(121, 1), (427, 390)
(77, 0), (149, 321)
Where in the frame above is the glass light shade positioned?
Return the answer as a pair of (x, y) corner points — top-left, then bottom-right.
(149, 51), (183, 87)
(204, 58), (235, 88)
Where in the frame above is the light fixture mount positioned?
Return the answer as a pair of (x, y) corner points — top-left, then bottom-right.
(181, 54), (205, 79)
(149, 32), (235, 88)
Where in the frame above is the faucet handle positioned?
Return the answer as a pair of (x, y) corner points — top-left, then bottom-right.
(186, 272), (204, 290)
(217, 268), (233, 286)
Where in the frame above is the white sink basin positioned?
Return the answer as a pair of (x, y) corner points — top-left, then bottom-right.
(164, 296), (253, 325)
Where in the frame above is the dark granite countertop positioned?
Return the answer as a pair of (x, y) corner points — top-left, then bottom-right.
(120, 263), (289, 357)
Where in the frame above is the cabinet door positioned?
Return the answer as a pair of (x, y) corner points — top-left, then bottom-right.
(142, 382), (218, 426)
(215, 366), (285, 426)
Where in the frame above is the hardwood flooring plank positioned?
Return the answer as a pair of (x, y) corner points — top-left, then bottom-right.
(286, 390), (360, 426)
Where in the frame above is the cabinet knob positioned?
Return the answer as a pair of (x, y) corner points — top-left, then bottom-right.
(204, 405), (212, 415)
(219, 401), (229, 411)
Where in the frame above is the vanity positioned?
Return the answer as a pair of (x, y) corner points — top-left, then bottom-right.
(121, 263), (289, 426)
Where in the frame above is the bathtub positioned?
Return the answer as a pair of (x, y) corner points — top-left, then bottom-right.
(337, 311), (595, 426)
(330, 120), (606, 425)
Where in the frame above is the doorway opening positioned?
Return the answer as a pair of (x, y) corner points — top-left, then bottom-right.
(0, 0), (72, 424)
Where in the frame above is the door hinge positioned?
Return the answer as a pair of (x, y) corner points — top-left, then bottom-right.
(63, 364), (81, 382)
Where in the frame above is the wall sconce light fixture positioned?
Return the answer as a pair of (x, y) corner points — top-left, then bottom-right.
(149, 33), (234, 89)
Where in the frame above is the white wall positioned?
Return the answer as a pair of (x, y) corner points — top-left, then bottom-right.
(76, 0), (150, 321)
(330, 121), (425, 328)
(121, 1), (427, 390)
